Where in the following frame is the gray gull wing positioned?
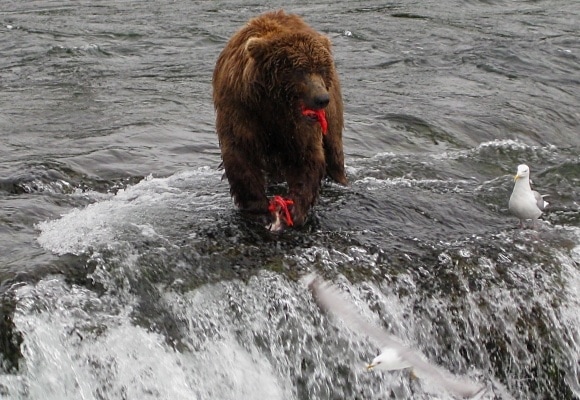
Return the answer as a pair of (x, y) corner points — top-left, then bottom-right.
(306, 275), (485, 398)
(532, 190), (549, 211)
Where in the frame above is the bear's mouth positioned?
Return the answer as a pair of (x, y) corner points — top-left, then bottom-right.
(300, 105), (328, 135)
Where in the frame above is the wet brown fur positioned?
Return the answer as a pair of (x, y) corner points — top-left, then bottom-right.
(213, 10), (346, 226)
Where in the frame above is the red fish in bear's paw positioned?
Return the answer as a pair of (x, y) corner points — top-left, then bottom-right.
(301, 105), (328, 135)
(267, 196), (294, 232)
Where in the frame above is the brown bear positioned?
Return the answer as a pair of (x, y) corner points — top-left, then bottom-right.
(213, 10), (346, 230)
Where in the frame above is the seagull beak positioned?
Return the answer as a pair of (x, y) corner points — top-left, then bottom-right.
(513, 173), (521, 182)
(366, 363), (375, 371)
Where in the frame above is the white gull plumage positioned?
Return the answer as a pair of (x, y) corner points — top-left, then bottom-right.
(508, 164), (548, 228)
(306, 275), (486, 399)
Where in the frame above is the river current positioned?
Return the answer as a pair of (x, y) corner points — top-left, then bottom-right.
(0, 1), (579, 399)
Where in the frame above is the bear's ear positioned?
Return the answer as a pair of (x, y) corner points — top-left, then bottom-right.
(245, 37), (268, 60)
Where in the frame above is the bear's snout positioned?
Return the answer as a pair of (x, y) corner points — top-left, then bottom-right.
(303, 74), (330, 110)
(312, 92), (330, 109)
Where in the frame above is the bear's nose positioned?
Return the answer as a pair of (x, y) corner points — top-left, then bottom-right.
(312, 93), (330, 109)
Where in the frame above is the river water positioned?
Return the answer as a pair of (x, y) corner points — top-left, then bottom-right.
(0, 1), (579, 399)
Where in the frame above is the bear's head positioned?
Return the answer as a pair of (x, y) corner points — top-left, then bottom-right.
(244, 33), (335, 122)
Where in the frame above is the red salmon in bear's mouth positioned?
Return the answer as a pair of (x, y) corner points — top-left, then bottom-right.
(300, 105), (328, 135)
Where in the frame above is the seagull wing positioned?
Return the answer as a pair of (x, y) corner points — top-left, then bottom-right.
(308, 275), (406, 349)
(306, 275), (485, 399)
(532, 190), (549, 210)
(403, 352), (484, 398)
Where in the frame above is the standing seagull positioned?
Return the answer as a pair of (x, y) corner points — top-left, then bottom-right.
(508, 164), (549, 228)
(306, 275), (486, 399)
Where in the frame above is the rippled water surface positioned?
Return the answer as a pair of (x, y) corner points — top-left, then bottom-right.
(1, 1), (579, 399)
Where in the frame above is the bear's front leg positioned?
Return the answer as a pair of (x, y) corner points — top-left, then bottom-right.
(323, 132), (347, 185)
(323, 91), (347, 185)
(285, 156), (326, 227)
(220, 137), (269, 216)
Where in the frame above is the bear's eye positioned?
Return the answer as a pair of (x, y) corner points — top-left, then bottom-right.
(316, 68), (331, 82)
(285, 69), (305, 82)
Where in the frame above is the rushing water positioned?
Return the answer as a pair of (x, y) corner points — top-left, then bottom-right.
(1, 1), (579, 399)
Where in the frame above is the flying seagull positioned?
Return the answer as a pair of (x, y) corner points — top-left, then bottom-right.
(508, 164), (549, 228)
(306, 275), (486, 399)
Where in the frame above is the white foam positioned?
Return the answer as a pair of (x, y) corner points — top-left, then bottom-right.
(432, 139), (558, 161)
(36, 168), (227, 256)
(8, 278), (194, 400)
(560, 227), (580, 397)
(354, 175), (470, 190)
